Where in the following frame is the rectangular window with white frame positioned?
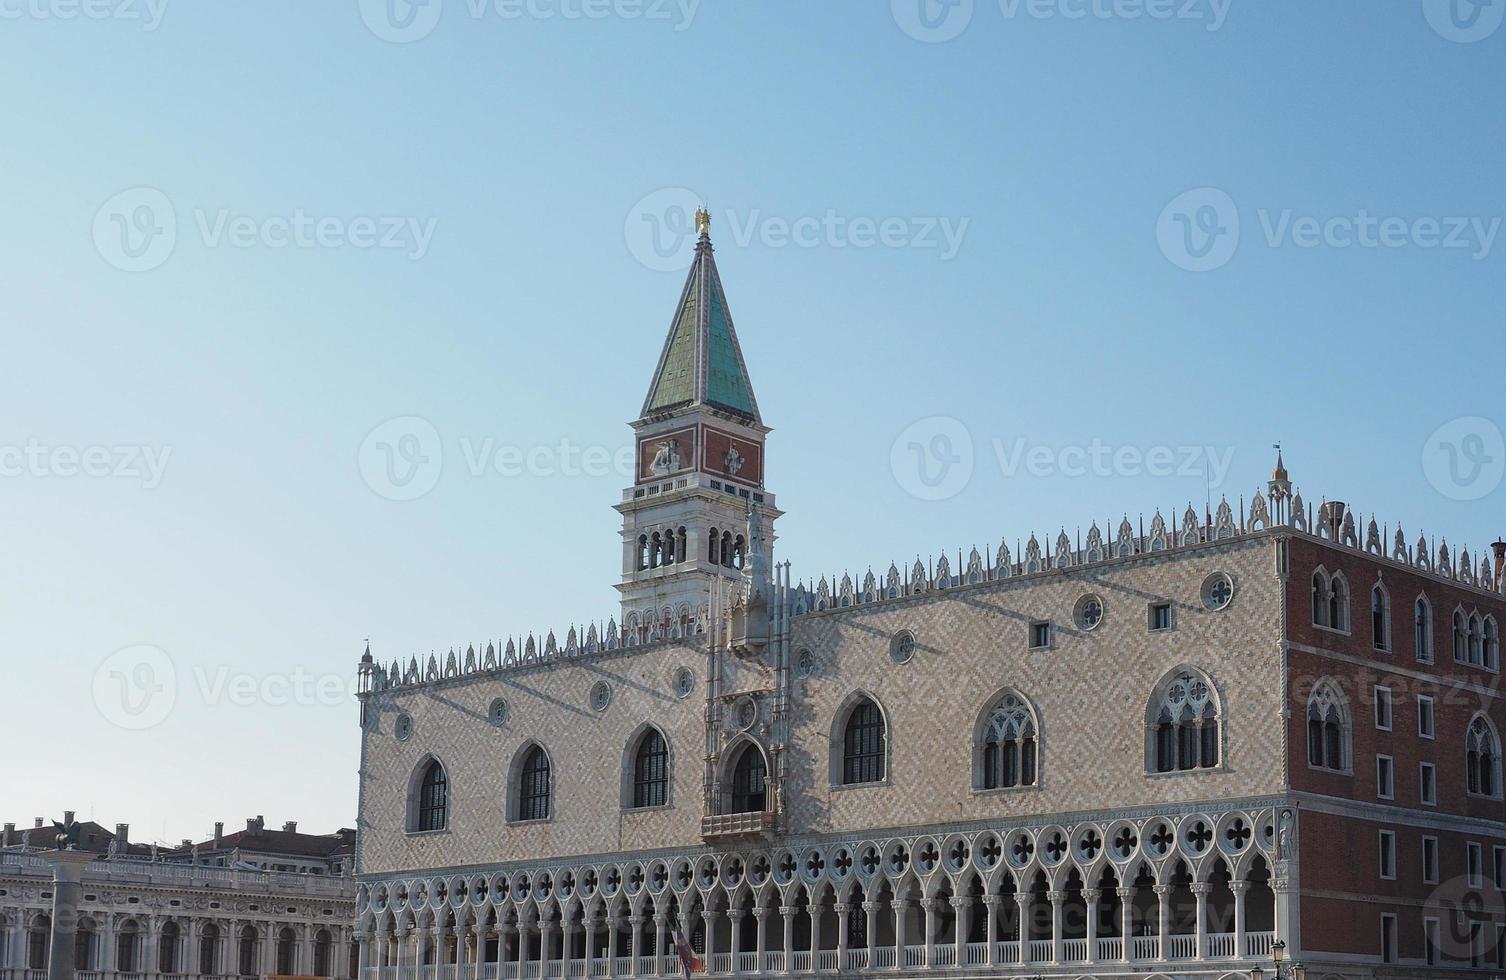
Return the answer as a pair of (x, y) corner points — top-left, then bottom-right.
(1420, 762), (1437, 806)
(1379, 830), (1397, 880)
(1423, 836), (1439, 884)
(1425, 916), (1440, 966)
(1418, 694), (1435, 739)
(1377, 755), (1395, 800)
(1375, 685), (1393, 730)
(1468, 842), (1483, 887)
(1381, 913), (1398, 964)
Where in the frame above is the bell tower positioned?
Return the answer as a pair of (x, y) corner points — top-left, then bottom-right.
(615, 209), (780, 639)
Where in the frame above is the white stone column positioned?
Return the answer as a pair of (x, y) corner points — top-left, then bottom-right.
(832, 905), (849, 971)
(699, 911), (714, 972)
(751, 909), (768, 972)
(1084, 889), (1100, 963)
(650, 916), (665, 978)
(950, 897), (967, 968)
(1117, 888), (1134, 962)
(606, 914), (619, 978)
(1192, 883), (1211, 959)
(891, 901), (908, 967)
(1048, 891), (1064, 965)
(860, 902), (877, 969)
(807, 906), (822, 968)
(981, 897), (998, 967)
(724, 911), (743, 975)
(625, 917), (641, 978)
(1154, 885), (1171, 961)
(778, 908), (794, 974)
(358, 932), (373, 980)
(1231, 882), (1248, 960)
(1012, 892), (1028, 950)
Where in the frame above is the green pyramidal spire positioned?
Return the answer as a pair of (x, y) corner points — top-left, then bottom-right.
(641, 214), (761, 423)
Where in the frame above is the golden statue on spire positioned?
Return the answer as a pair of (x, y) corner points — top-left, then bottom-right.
(695, 207), (711, 237)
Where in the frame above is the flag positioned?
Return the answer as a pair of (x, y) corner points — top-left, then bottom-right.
(672, 924), (702, 978)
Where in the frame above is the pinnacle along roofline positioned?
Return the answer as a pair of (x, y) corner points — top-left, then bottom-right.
(640, 227), (762, 424)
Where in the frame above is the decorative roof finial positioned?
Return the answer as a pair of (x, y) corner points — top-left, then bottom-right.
(695, 207), (711, 238)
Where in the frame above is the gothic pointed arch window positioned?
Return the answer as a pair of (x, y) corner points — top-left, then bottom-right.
(977, 690), (1039, 790)
(1486, 618), (1500, 671)
(631, 727), (670, 808)
(1455, 610), (1468, 663)
(1468, 613), (1486, 667)
(1328, 573), (1350, 631)
(1416, 596), (1434, 662)
(839, 696), (887, 785)
(1311, 570), (1328, 627)
(1467, 716), (1501, 798)
(411, 758), (448, 832)
(514, 744), (552, 822)
(1306, 681), (1349, 772)
(1371, 584), (1390, 651)
(1147, 668), (1220, 773)
(707, 527), (720, 563)
(728, 743), (768, 813)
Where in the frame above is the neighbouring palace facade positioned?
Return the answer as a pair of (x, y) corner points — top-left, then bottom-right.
(1, 817), (358, 980)
(352, 217), (1506, 980)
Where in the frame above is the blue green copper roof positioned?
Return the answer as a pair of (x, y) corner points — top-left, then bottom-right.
(641, 232), (761, 423)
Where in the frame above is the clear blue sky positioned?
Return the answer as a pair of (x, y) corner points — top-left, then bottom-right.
(3, 0), (1503, 845)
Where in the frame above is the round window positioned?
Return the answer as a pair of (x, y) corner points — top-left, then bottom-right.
(1075, 594), (1104, 631)
(673, 667), (695, 699)
(1202, 572), (1235, 611)
(590, 681), (612, 712)
(394, 713), (413, 741)
(889, 631), (916, 665)
(488, 698), (508, 726)
(795, 649), (815, 679)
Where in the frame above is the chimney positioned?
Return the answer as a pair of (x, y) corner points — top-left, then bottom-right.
(281, 821), (298, 834)
(247, 815), (264, 833)
(213, 822), (223, 847)
(33, 818), (44, 829)
(115, 823), (129, 847)
(3, 823), (14, 847)
(1493, 540), (1506, 584)
(181, 839), (192, 848)
(1319, 500), (1346, 540)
